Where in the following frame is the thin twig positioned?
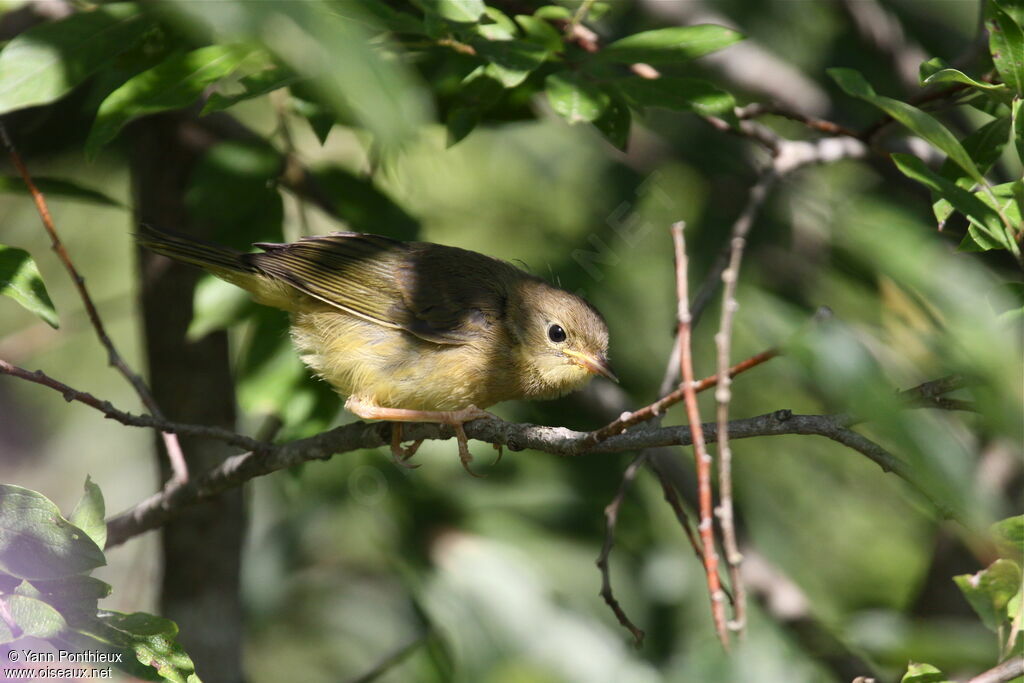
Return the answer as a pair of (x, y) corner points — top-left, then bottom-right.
(566, 0), (597, 35)
(0, 124), (189, 484)
(345, 633), (429, 683)
(586, 348), (780, 446)
(596, 454), (647, 646)
(671, 221), (730, 649)
(714, 232), (747, 636)
(736, 103), (860, 138)
(0, 360), (266, 452)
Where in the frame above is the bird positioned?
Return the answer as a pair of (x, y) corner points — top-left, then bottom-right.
(137, 225), (616, 475)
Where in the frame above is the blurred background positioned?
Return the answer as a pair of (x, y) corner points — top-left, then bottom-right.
(0, 0), (1021, 681)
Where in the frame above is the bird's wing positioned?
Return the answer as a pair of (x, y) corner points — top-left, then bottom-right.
(245, 233), (510, 345)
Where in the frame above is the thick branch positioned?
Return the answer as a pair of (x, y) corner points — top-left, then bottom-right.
(0, 359), (959, 542)
(101, 408), (956, 547)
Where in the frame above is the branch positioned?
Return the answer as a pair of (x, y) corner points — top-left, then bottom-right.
(0, 358), (959, 541)
(586, 347), (779, 445)
(967, 658), (1024, 683)
(714, 222), (747, 636)
(596, 454), (647, 647)
(0, 360), (265, 452)
(0, 125), (188, 484)
(671, 222), (730, 649)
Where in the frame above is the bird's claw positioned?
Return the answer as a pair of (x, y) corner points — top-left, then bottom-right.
(454, 422), (485, 478)
(390, 423), (422, 470)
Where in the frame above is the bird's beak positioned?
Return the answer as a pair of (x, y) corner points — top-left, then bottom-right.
(564, 350), (619, 383)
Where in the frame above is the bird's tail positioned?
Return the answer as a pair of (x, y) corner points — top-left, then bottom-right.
(136, 224), (256, 277)
(136, 225), (300, 310)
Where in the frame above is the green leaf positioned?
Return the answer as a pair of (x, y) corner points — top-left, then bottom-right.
(418, 0), (485, 23)
(162, 1), (429, 148)
(446, 106), (480, 147)
(307, 165), (420, 238)
(0, 244), (59, 328)
(829, 67), (986, 185)
(890, 153), (1014, 253)
(0, 3), (155, 115)
(477, 6), (517, 40)
(69, 477), (106, 551)
(992, 515), (1024, 557)
(289, 93), (338, 145)
(932, 116), (1012, 224)
(0, 485), (105, 580)
(988, 3), (1024, 96)
(202, 66), (301, 115)
(473, 38), (548, 88)
(923, 67), (1011, 94)
(0, 176), (123, 207)
(534, 5), (572, 21)
(901, 661), (952, 683)
(0, 593), (68, 641)
(27, 575), (112, 623)
(954, 558), (1023, 630)
(592, 94), (631, 150)
(919, 56), (947, 82)
(187, 275), (255, 341)
(615, 76), (735, 118)
(515, 15), (563, 53)
(99, 611), (202, 683)
(546, 73), (610, 124)
(596, 25), (743, 65)
(184, 140), (283, 248)
(87, 45), (250, 157)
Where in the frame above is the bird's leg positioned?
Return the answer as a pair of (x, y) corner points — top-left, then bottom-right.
(345, 397), (496, 476)
(390, 423), (422, 469)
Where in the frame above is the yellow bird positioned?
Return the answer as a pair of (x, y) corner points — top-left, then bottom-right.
(138, 226), (616, 474)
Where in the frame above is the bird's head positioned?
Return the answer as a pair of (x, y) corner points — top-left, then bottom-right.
(512, 281), (616, 400)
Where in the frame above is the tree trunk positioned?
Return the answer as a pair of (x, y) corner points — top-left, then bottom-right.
(131, 112), (246, 683)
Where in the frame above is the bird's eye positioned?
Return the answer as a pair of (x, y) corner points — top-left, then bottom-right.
(548, 324), (567, 343)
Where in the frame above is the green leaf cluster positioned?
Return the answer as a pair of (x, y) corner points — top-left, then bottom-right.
(0, 481), (203, 683)
(829, 1), (1024, 257)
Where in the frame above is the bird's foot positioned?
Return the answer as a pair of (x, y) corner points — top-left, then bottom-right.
(345, 396), (497, 476)
(390, 423), (422, 469)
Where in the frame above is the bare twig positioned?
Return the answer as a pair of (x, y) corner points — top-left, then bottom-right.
(714, 230), (747, 636)
(0, 125), (189, 484)
(345, 633), (429, 683)
(586, 348), (780, 445)
(967, 658), (1024, 683)
(596, 454), (647, 646)
(0, 360), (266, 452)
(648, 459), (707, 567)
(736, 103), (860, 138)
(899, 375), (975, 412)
(671, 221), (730, 649)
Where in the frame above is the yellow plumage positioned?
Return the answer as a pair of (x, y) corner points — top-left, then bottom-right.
(137, 225), (614, 472)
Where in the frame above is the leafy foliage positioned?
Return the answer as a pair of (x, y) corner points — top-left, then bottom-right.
(0, 483), (202, 682)
(0, 0), (1021, 681)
